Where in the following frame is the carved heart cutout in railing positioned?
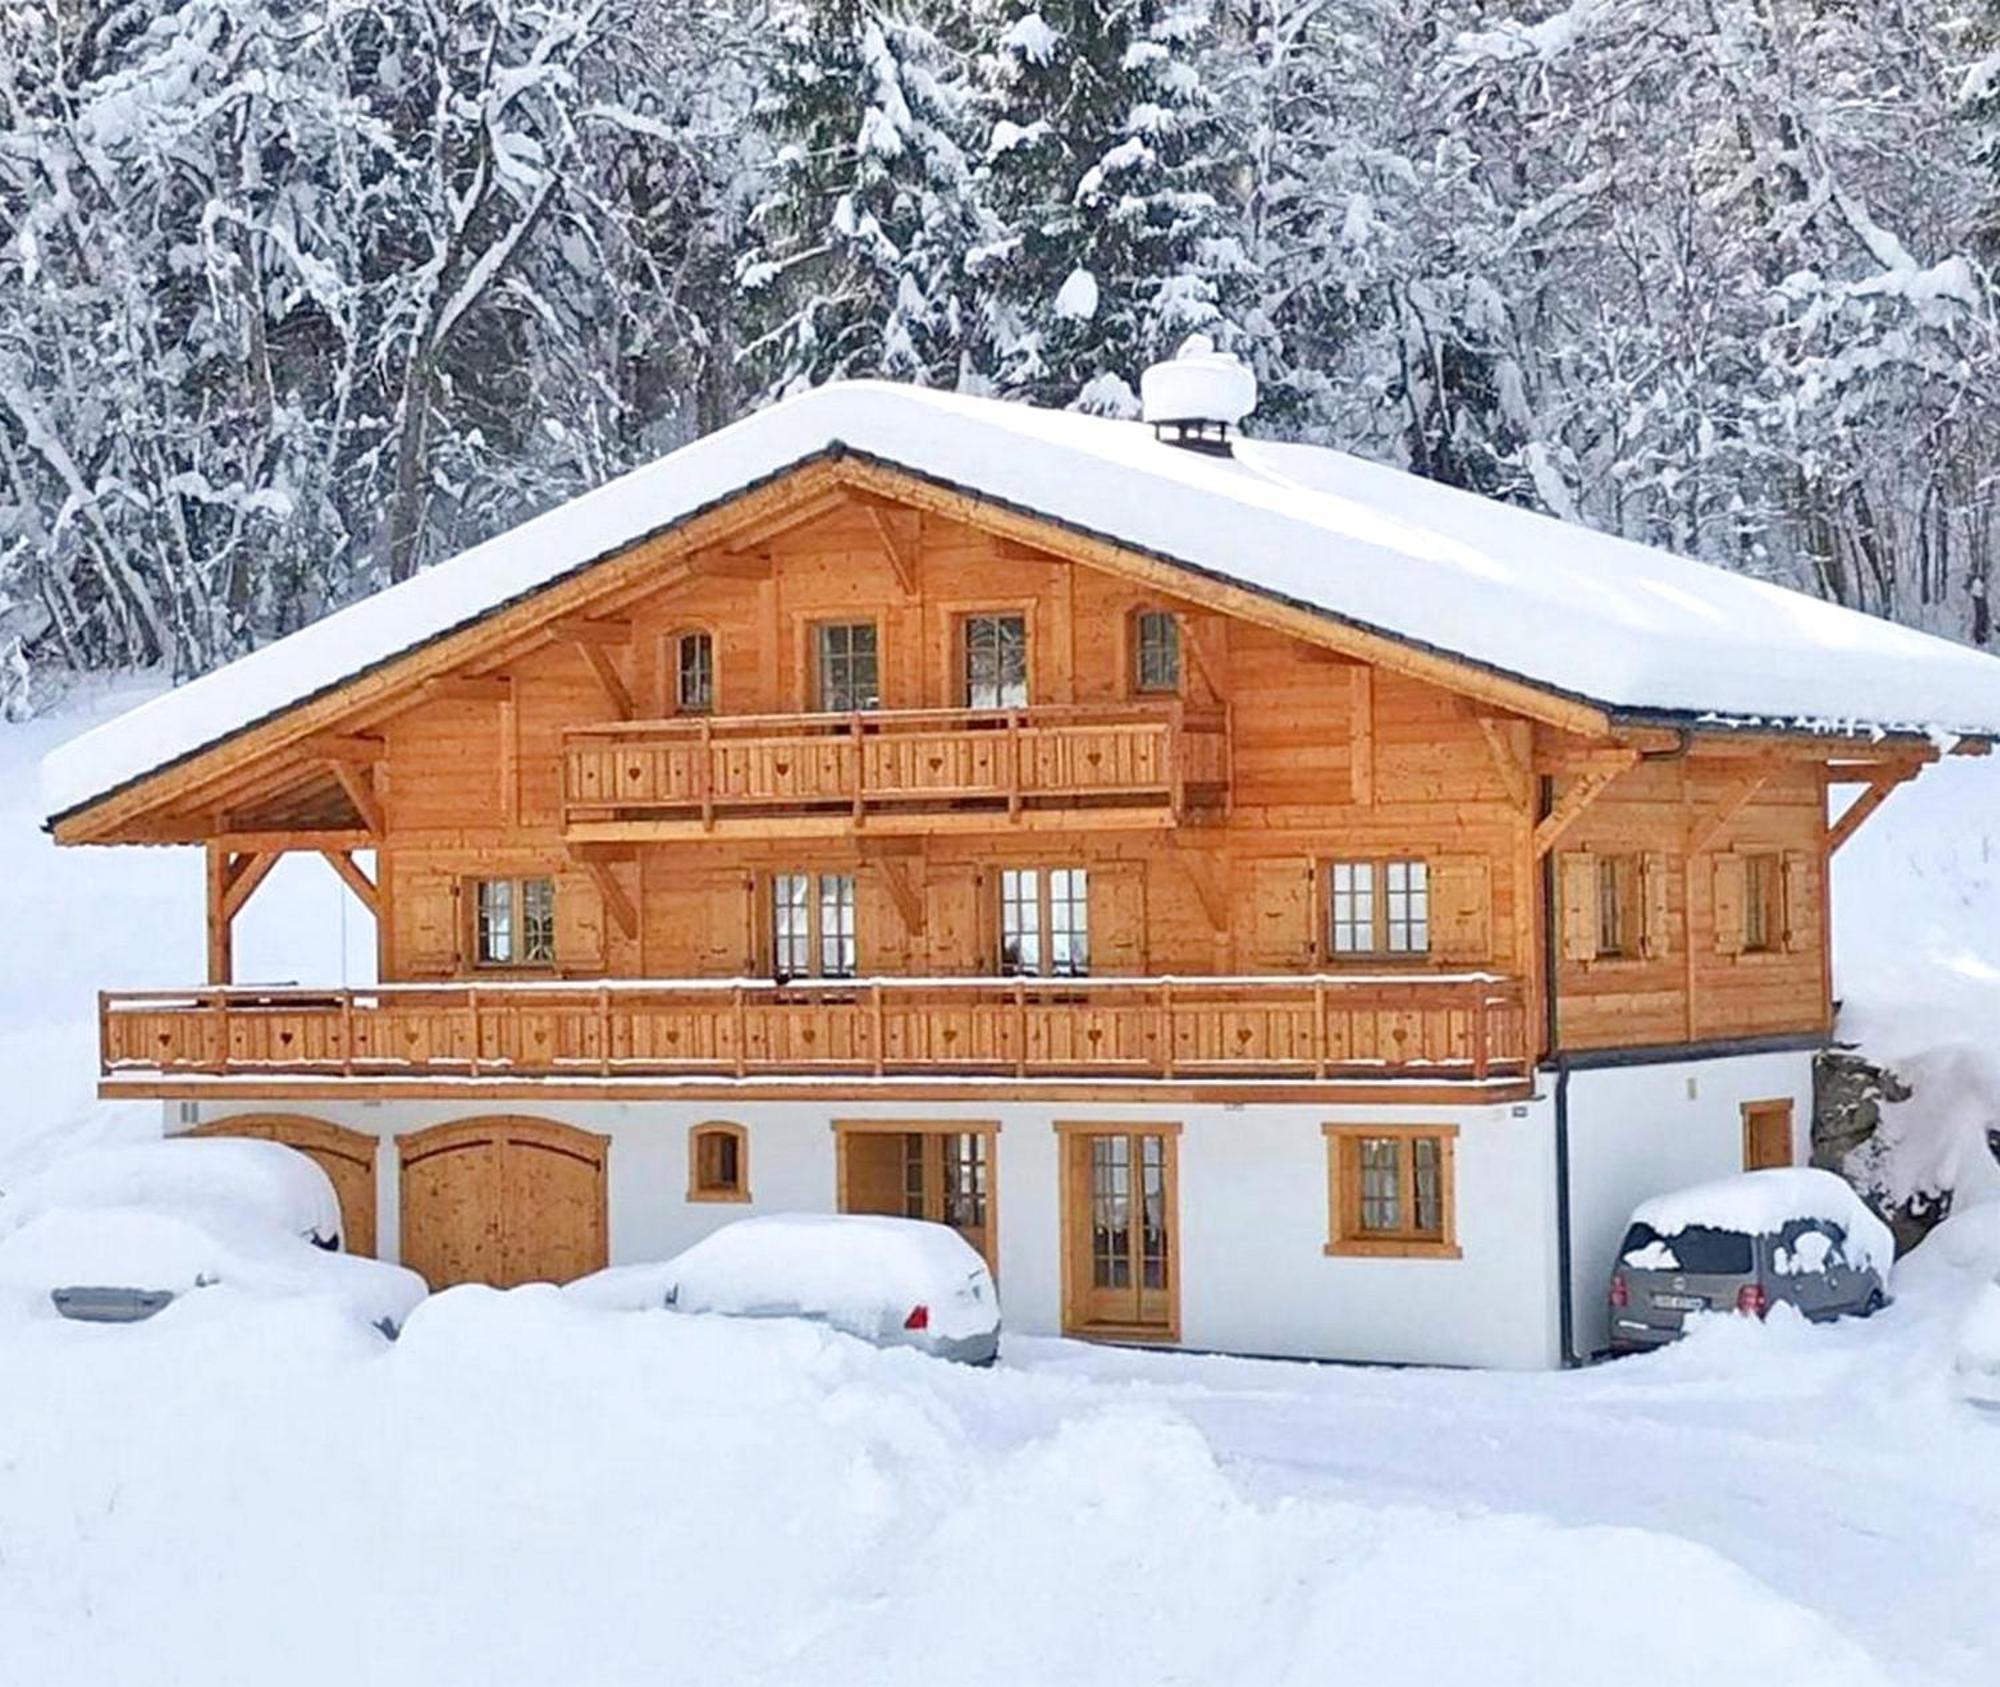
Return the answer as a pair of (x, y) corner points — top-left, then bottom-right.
(927, 754), (944, 772)
(278, 1030), (295, 1048)
(773, 760), (791, 776)
(1235, 1026), (1254, 1045)
(1087, 1027), (1103, 1045)
(801, 1027), (817, 1046)
(666, 1028), (680, 1046)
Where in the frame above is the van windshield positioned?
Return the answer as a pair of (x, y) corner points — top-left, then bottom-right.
(1619, 1222), (1753, 1275)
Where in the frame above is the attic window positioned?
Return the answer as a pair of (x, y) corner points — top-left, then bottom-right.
(1133, 611), (1181, 694)
(675, 631), (714, 714)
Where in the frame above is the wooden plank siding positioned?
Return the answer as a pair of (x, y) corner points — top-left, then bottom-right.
(76, 487), (1882, 1089)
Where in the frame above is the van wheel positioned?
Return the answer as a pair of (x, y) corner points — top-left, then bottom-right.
(1862, 1290), (1885, 1317)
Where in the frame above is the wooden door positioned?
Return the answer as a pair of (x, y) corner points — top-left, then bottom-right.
(190, 1114), (379, 1256)
(837, 1125), (995, 1273)
(398, 1116), (608, 1288)
(1742, 1099), (1794, 1171)
(1062, 1128), (1177, 1340)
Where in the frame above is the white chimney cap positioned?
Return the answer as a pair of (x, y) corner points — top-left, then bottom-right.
(1140, 335), (1258, 432)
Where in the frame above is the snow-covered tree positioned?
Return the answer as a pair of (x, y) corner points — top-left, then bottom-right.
(974, 0), (1249, 412)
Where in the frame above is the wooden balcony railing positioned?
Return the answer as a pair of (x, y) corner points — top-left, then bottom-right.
(561, 703), (1229, 835)
(101, 974), (1529, 1085)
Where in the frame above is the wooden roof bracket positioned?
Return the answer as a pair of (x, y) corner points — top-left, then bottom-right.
(576, 855), (639, 941)
(1533, 750), (1639, 857)
(1827, 763), (1922, 855)
(1685, 758), (1783, 855)
(319, 849), (379, 916)
(1175, 843), (1229, 934)
(862, 502), (919, 595)
(1476, 715), (1533, 811)
(326, 758), (384, 836)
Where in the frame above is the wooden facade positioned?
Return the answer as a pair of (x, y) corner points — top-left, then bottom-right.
(57, 460), (1950, 1092)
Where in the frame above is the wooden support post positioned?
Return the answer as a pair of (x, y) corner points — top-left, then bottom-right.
(205, 843), (234, 985)
(222, 850), (282, 922)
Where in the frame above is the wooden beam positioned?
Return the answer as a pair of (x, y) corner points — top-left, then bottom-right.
(1828, 769), (1916, 855)
(1533, 752), (1638, 857)
(1476, 716), (1532, 811)
(423, 674), (513, 703)
(877, 858), (925, 936)
(222, 850), (282, 922)
(1350, 667), (1374, 806)
(691, 546), (773, 580)
(319, 849), (379, 916)
(1685, 761), (1781, 855)
(864, 503), (919, 595)
(205, 843), (233, 985)
(581, 857), (638, 941)
(577, 641), (635, 719)
(553, 616), (634, 648)
(327, 760), (384, 835)
(303, 733), (385, 765)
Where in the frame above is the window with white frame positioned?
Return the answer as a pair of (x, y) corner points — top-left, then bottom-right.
(1326, 860), (1428, 957)
(771, 872), (857, 980)
(1000, 867), (1089, 977)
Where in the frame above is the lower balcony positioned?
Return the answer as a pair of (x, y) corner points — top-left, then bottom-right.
(101, 974), (1530, 1087)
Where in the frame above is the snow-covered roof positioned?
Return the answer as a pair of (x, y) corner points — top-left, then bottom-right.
(43, 380), (2000, 825)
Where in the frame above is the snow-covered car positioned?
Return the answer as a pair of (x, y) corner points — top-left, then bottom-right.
(0, 1137), (344, 1249)
(0, 1138), (425, 1334)
(0, 1205), (428, 1334)
(574, 1213), (1001, 1364)
(1608, 1167), (1893, 1354)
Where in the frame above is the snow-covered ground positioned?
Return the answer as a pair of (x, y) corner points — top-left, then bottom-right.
(3, 691), (1999, 1686)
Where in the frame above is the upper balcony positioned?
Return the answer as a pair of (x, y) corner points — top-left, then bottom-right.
(560, 702), (1229, 841)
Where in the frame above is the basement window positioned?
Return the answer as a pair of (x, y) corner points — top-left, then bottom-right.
(688, 1123), (750, 1202)
(475, 877), (555, 967)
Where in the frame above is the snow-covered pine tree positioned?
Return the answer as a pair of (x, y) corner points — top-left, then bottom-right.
(973, 0), (1249, 413)
(738, 0), (986, 399)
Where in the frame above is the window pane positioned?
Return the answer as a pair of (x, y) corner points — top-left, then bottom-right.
(773, 873), (811, 978)
(1000, 868), (1041, 977)
(1358, 1137), (1402, 1232)
(478, 880), (513, 963)
(1597, 856), (1627, 956)
(1090, 1136), (1131, 1290)
(817, 623), (880, 712)
(521, 878), (556, 964)
(1411, 1136), (1443, 1236)
(1329, 860), (1375, 954)
(1384, 859), (1428, 954)
(1135, 610), (1180, 692)
(902, 1133), (927, 1220)
(1049, 867), (1090, 977)
(942, 1132), (987, 1229)
(677, 632), (714, 713)
(965, 615), (1028, 709)
(819, 874), (857, 978)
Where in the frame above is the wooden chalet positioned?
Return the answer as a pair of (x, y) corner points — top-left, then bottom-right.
(44, 346), (2000, 1366)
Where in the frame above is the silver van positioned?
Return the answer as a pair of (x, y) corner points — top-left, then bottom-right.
(1608, 1170), (1891, 1353)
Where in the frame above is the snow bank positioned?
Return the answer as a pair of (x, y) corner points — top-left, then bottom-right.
(659, 1212), (995, 1342)
(0, 1284), (1904, 1687)
(0, 1138), (341, 1245)
(44, 380), (2000, 825)
(1629, 1168), (1894, 1276)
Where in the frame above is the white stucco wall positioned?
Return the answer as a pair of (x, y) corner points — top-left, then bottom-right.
(1562, 1048), (1816, 1359)
(177, 1090), (1564, 1370)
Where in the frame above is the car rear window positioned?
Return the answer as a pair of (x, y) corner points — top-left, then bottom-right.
(1619, 1222), (1753, 1274)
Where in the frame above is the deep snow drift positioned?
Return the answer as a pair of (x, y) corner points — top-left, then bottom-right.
(3, 691), (1999, 1685)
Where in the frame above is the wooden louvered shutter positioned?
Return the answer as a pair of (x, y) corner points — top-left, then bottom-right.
(1558, 852), (1598, 963)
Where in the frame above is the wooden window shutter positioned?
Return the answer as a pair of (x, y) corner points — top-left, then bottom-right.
(693, 870), (757, 975)
(1639, 853), (1671, 960)
(1428, 855), (1492, 964)
(1243, 858), (1314, 970)
(554, 870), (605, 974)
(924, 864), (985, 975)
(857, 865), (913, 975)
(1557, 852), (1599, 963)
(1782, 850), (1813, 953)
(1090, 862), (1146, 974)
(1712, 854), (1747, 956)
(400, 869), (459, 976)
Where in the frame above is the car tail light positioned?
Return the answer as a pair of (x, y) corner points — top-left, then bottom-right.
(1735, 1283), (1769, 1319)
(1609, 1274), (1628, 1309)
(903, 1304), (929, 1331)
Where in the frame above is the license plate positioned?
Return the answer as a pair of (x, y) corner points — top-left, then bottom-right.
(1654, 1293), (1707, 1312)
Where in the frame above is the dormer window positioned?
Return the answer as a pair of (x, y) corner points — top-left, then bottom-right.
(1134, 610), (1181, 694)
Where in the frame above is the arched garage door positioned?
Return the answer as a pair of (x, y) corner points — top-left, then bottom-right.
(191, 1114), (379, 1256)
(397, 1117), (608, 1288)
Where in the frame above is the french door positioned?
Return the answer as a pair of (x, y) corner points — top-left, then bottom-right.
(837, 1124), (995, 1272)
(1063, 1127), (1178, 1339)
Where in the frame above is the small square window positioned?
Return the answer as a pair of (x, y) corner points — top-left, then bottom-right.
(689, 1124), (749, 1202)
(1325, 1125), (1459, 1257)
